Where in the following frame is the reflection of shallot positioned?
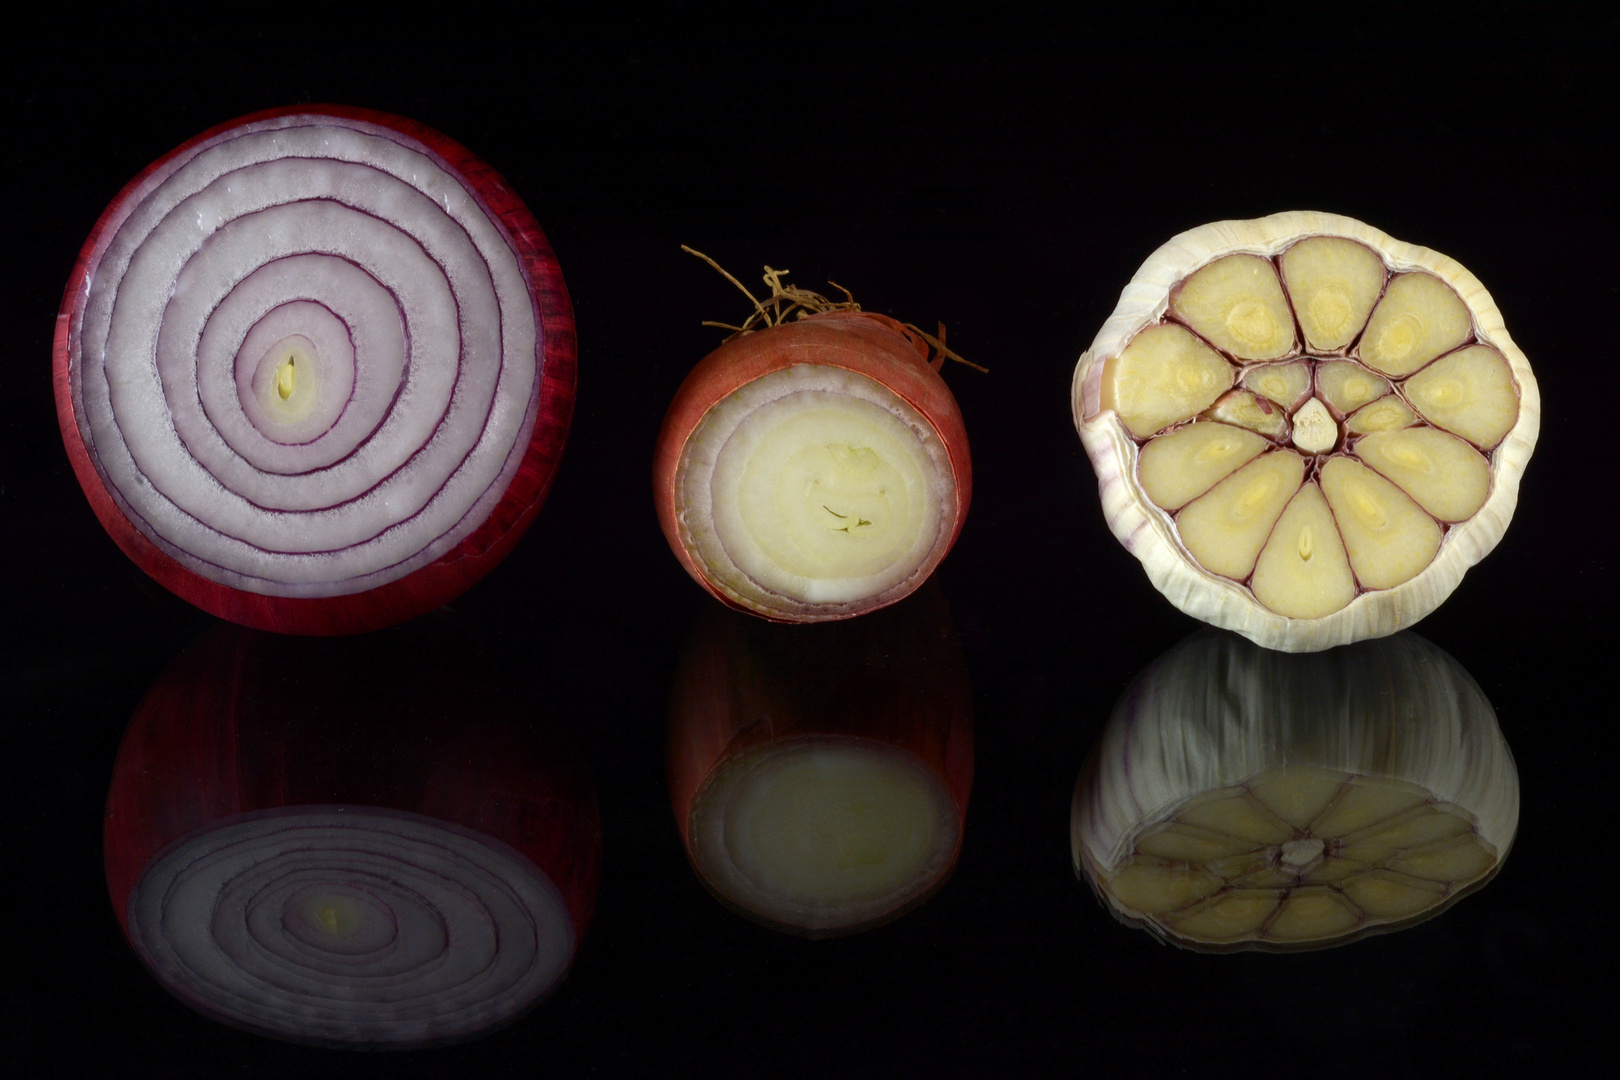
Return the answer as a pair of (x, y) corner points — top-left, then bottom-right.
(104, 624), (599, 1048)
(668, 584), (973, 935)
(55, 105), (576, 634)
(654, 253), (975, 622)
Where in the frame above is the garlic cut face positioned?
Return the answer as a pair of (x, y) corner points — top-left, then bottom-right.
(1072, 212), (1539, 651)
(1071, 630), (1519, 953)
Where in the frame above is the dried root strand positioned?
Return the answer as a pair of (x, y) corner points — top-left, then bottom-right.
(901, 321), (987, 374)
(682, 245), (984, 372)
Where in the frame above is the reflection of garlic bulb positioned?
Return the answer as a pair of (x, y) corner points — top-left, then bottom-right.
(1072, 630), (1517, 951)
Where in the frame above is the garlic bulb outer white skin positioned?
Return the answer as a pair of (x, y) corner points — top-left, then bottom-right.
(1071, 629), (1519, 951)
(1072, 211), (1540, 652)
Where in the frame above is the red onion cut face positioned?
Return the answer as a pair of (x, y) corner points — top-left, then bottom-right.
(54, 106), (576, 633)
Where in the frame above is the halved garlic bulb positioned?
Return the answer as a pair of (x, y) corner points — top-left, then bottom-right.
(1072, 212), (1539, 651)
(1071, 630), (1518, 952)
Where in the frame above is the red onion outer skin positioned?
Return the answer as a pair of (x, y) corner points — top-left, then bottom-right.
(104, 625), (601, 967)
(54, 105), (577, 635)
(652, 311), (972, 621)
(667, 584), (974, 933)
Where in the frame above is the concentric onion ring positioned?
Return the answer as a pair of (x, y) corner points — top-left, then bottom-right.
(54, 106), (576, 633)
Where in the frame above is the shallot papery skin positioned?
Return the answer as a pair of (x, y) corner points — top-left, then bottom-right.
(103, 625), (600, 1048)
(55, 106), (576, 634)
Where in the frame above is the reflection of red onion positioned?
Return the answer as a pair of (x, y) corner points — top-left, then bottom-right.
(104, 626), (600, 1048)
(55, 106), (576, 634)
(1072, 630), (1518, 952)
(668, 584), (973, 936)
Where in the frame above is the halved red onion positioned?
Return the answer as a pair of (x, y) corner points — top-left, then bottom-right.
(104, 626), (601, 1047)
(668, 585), (973, 935)
(55, 106), (576, 633)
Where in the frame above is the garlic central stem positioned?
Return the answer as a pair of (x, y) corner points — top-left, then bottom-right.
(1278, 836), (1325, 869)
(1291, 397), (1336, 454)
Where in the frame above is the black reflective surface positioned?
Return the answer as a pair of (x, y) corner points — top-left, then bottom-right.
(3, 9), (1612, 1077)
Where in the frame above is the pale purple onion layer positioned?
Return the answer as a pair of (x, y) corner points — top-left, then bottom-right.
(69, 116), (541, 597)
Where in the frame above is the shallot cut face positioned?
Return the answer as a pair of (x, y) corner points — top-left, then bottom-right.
(55, 106), (576, 634)
(655, 311), (972, 622)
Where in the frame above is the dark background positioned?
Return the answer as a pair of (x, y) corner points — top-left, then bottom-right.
(2, 6), (1613, 1076)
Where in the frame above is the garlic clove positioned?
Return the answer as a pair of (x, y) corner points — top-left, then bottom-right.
(1338, 871), (1448, 921)
(1356, 427), (1491, 523)
(1168, 253), (1297, 361)
(1359, 272), (1473, 378)
(1385, 833), (1498, 882)
(1177, 451), (1305, 581)
(1309, 777), (1429, 837)
(1100, 323), (1234, 439)
(1317, 360), (1390, 417)
(1245, 766), (1344, 830)
(1162, 890), (1281, 942)
(1264, 887), (1363, 942)
(1103, 861), (1223, 914)
(1304, 857), (1369, 885)
(1346, 393), (1418, 434)
(1242, 360), (1312, 410)
(1278, 236), (1387, 352)
(1251, 483), (1357, 619)
(1320, 456), (1441, 590)
(1402, 344), (1519, 449)
(1138, 422), (1269, 511)
(1346, 805), (1473, 848)
(1200, 389), (1290, 438)
(1137, 822), (1263, 862)
(1176, 791), (1296, 846)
